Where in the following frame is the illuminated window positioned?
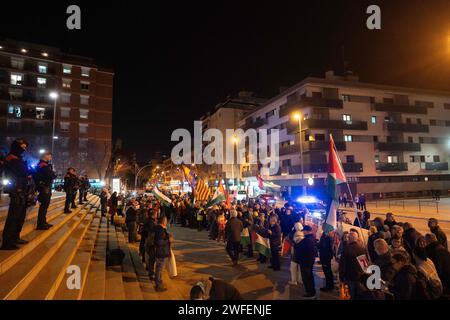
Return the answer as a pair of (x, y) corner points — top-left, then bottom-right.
(63, 65), (72, 74)
(37, 77), (47, 88)
(81, 67), (90, 77)
(8, 104), (22, 118)
(38, 63), (48, 74)
(36, 107), (45, 120)
(344, 135), (353, 142)
(342, 114), (352, 122)
(79, 109), (89, 119)
(62, 78), (71, 89)
(10, 73), (23, 85)
(387, 155), (398, 163)
(371, 116), (377, 124)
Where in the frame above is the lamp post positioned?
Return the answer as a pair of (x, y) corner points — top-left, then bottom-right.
(49, 91), (58, 166)
(293, 112), (306, 196)
(135, 164), (153, 190)
(231, 136), (238, 191)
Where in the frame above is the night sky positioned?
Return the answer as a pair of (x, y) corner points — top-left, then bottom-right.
(2, 0), (450, 161)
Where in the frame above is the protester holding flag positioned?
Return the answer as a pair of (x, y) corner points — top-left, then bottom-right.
(267, 215), (282, 271)
(241, 207), (254, 258)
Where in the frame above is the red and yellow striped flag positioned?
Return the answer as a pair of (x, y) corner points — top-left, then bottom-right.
(195, 179), (211, 201)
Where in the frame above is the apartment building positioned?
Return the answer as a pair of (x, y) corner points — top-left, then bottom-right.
(239, 71), (450, 199)
(198, 91), (266, 186)
(0, 39), (113, 179)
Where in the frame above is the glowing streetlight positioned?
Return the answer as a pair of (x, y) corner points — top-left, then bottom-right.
(49, 91), (59, 165)
(308, 177), (314, 186)
(39, 149), (46, 155)
(292, 111), (306, 195)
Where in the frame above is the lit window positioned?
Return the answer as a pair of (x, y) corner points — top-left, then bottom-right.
(10, 73), (23, 85)
(62, 78), (71, 89)
(344, 135), (353, 142)
(63, 65), (72, 74)
(342, 114), (352, 122)
(38, 63), (48, 74)
(79, 109), (89, 119)
(374, 155), (380, 163)
(81, 82), (89, 91)
(8, 104), (22, 118)
(80, 95), (89, 105)
(37, 77), (47, 88)
(79, 123), (88, 134)
(387, 155), (399, 163)
(36, 107), (45, 120)
(371, 116), (377, 124)
(81, 67), (90, 77)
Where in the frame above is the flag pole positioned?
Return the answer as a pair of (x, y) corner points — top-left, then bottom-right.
(329, 134), (371, 262)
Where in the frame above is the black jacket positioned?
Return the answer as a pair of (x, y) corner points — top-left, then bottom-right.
(339, 241), (367, 282)
(154, 225), (171, 258)
(390, 264), (420, 300)
(3, 153), (29, 192)
(318, 233), (334, 262)
(225, 217), (243, 243)
(280, 213), (295, 235)
(63, 173), (78, 193)
(294, 233), (317, 266)
(209, 279), (243, 300)
(374, 252), (396, 284)
(431, 227), (448, 250)
(125, 207), (138, 223)
(34, 160), (56, 189)
(267, 223), (282, 248)
(426, 241), (450, 295)
(241, 211), (253, 228)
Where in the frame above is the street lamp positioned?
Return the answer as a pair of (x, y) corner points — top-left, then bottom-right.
(49, 91), (58, 164)
(231, 136), (239, 189)
(292, 112), (306, 196)
(135, 164), (153, 190)
(39, 149), (46, 155)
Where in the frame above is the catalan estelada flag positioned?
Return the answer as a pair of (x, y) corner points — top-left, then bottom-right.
(182, 164), (196, 189)
(195, 178), (211, 201)
(323, 134), (347, 233)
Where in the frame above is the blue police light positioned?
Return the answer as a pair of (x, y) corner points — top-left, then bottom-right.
(296, 195), (318, 204)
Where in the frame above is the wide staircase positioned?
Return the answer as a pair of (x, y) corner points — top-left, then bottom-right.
(0, 193), (166, 300)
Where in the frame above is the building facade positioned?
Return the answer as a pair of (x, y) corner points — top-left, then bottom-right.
(0, 39), (113, 179)
(239, 71), (450, 199)
(198, 91), (266, 185)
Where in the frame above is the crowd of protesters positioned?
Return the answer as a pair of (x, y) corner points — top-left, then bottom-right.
(104, 188), (450, 300)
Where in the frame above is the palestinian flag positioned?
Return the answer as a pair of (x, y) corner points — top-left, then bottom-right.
(152, 186), (172, 207)
(323, 134), (347, 233)
(205, 180), (226, 208)
(195, 178), (211, 201)
(240, 228), (251, 246)
(252, 230), (271, 257)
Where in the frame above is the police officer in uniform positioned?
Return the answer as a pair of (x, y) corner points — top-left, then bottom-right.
(33, 152), (56, 230)
(63, 167), (77, 213)
(1, 139), (30, 250)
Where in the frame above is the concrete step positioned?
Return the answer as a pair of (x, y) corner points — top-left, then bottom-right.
(0, 197), (66, 231)
(80, 213), (109, 300)
(0, 196), (96, 276)
(115, 226), (144, 300)
(0, 193), (65, 217)
(104, 220), (126, 300)
(53, 209), (103, 300)
(0, 198), (99, 299)
(17, 200), (100, 300)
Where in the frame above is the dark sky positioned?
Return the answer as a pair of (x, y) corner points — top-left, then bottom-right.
(2, 0), (450, 161)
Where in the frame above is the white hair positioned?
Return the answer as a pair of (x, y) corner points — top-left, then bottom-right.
(230, 210), (238, 218)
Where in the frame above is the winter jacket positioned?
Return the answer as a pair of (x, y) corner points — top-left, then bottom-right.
(154, 225), (171, 258)
(318, 233), (334, 263)
(426, 241), (450, 295)
(267, 223), (282, 248)
(294, 233), (317, 266)
(225, 217), (243, 243)
(209, 278), (243, 300)
(374, 252), (396, 284)
(390, 264), (421, 300)
(430, 226), (448, 250)
(339, 241), (367, 282)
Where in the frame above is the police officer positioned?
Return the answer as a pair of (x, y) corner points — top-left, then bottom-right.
(63, 167), (77, 213)
(1, 139), (30, 250)
(33, 152), (56, 230)
(83, 175), (90, 201)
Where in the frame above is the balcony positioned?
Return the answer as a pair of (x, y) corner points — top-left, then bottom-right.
(376, 162), (408, 172)
(287, 119), (368, 133)
(303, 140), (346, 152)
(242, 117), (267, 130)
(279, 144), (300, 156)
(279, 96), (343, 117)
(424, 162), (449, 171)
(386, 123), (429, 133)
(343, 162), (364, 172)
(373, 103), (428, 114)
(376, 142), (421, 152)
